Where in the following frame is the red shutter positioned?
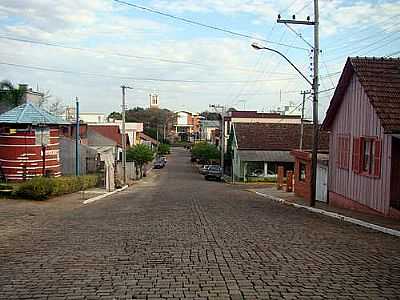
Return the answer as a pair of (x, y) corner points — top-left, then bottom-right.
(345, 136), (349, 169)
(352, 137), (361, 173)
(336, 136), (341, 167)
(374, 139), (382, 178)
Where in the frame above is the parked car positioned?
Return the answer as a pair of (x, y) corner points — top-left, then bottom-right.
(205, 165), (223, 181)
(153, 159), (165, 169)
(199, 165), (210, 175)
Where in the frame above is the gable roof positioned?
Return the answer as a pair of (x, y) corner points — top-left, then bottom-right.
(322, 57), (400, 133)
(234, 123), (329, 151)
(139, 132), (159, 145)
(0, 102), (69, 125)
(88, 125), (123, 147)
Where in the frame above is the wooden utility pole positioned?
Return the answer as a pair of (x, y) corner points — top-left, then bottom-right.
(277, 0), (319, 206)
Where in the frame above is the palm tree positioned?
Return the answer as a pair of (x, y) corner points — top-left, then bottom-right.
(0, 80), (26, 113)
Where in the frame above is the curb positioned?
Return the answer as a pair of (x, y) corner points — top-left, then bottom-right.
(253, 191), (400, 238)
(83, 185), (129, 205)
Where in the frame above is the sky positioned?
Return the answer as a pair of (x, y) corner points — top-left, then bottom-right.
(0, 0), (399, 120)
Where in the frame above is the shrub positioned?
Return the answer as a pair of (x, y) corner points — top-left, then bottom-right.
(157, 143), (171, 155)
(15, 175), (99, 200)
(16, 177), (53, 200)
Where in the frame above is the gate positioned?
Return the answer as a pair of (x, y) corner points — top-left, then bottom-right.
(316, 164), (328, 202)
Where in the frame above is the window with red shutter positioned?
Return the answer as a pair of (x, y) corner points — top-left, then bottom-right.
(374, 139), (382, 178)
(337, 135), (350, 170)
(352, 137), (361, 173)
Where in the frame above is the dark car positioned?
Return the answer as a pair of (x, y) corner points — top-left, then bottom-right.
(205, 165), (223, 181)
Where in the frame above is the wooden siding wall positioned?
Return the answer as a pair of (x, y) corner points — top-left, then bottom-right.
(329, 75), (392, 214)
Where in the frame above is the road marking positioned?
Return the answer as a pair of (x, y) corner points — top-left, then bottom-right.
(83, 185), (129, 205)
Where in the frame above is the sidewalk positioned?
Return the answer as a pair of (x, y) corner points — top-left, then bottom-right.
(250, 186), (400, 233)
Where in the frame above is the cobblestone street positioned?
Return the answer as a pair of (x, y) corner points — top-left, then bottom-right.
(0, 148), (399, 299)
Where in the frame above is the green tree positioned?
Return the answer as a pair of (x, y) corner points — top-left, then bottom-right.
(191, 142), (220, 163)
(0, 80), (26, 111)
(158, 143), (171, 155)
(108, 111), (122, 120)
(126, 144), (154, 178)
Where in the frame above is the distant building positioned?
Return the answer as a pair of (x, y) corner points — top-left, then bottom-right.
(231, 122), (328, 182)
(149, 93), (160, 108)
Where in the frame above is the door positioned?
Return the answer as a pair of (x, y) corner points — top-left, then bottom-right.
(390, 137), (400, 209)
(316, 164), (328, 202)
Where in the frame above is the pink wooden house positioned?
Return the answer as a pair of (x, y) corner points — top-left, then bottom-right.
(322, 57), (400, 218)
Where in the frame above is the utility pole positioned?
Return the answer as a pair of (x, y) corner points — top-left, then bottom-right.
(300, 90), (311, 150)
(75, 97), (80, 176)
(277, 0), (319, 206)
(311, 0), (320, 207)
(209, 104), (226, 175)
(121, 85), (133, 185)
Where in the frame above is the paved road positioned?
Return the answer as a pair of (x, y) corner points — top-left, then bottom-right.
(1, 148), (399, 300)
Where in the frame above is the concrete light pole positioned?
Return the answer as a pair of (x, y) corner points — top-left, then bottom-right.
(121, 85), (133, 185)
(75, 96), (80, 176)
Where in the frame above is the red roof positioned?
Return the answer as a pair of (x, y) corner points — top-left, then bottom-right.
(231, 111), (301, 119)
(89, 125), (123, 146)
(234, 123), (329, 151)
(323, 57), (400, 133)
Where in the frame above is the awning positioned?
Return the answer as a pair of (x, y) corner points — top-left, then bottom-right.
(238, 150), (293, 162)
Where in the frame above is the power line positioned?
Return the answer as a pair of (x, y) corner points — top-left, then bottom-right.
(0, 35), (295, 76)
(112, 0), (308, 51)
(385, 50), (400, 57)
(0, 61), (301, 84)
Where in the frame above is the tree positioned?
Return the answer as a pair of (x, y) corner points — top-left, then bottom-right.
(199, 111), (220, 121)
(108, 111), (122, 120)
(126, 144), (154, 179)
(0, 80), (26, 111)
(158, 143), (171, 155)
(48, 98), (65, 116)
(191, 142), (220, 163)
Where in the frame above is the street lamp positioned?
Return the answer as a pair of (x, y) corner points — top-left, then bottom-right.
(251, 43), (312, 86)
(251, 42), (319, 207)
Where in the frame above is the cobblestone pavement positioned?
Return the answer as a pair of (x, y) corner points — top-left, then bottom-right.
(1, 148), (399, 300)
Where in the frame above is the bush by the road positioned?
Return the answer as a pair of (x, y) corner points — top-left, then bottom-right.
(191, 142), (220, 163)
(158, 143), (171, 155)
(15, 175), (100, 200)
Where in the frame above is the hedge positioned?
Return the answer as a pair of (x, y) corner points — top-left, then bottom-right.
(15, 175), (100, 200)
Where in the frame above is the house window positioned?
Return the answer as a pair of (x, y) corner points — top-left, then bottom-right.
(299, 162), (306, 181)
(352, 137), (381, 177)
(336, 135), (350, 169)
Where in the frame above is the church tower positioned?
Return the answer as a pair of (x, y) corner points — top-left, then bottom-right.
(149, 93), (159, 108)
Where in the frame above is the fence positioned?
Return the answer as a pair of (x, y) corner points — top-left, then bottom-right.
(59, 137), (99, 175)
(116, 161), (136, 182)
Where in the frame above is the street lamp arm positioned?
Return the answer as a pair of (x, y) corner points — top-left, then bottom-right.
(251, 43), (312, 86)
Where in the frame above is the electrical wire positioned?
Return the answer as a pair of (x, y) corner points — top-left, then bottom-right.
(0, 61), (301, 84)
(112, 0), (308, 51)
(0, 35), (295, 76)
